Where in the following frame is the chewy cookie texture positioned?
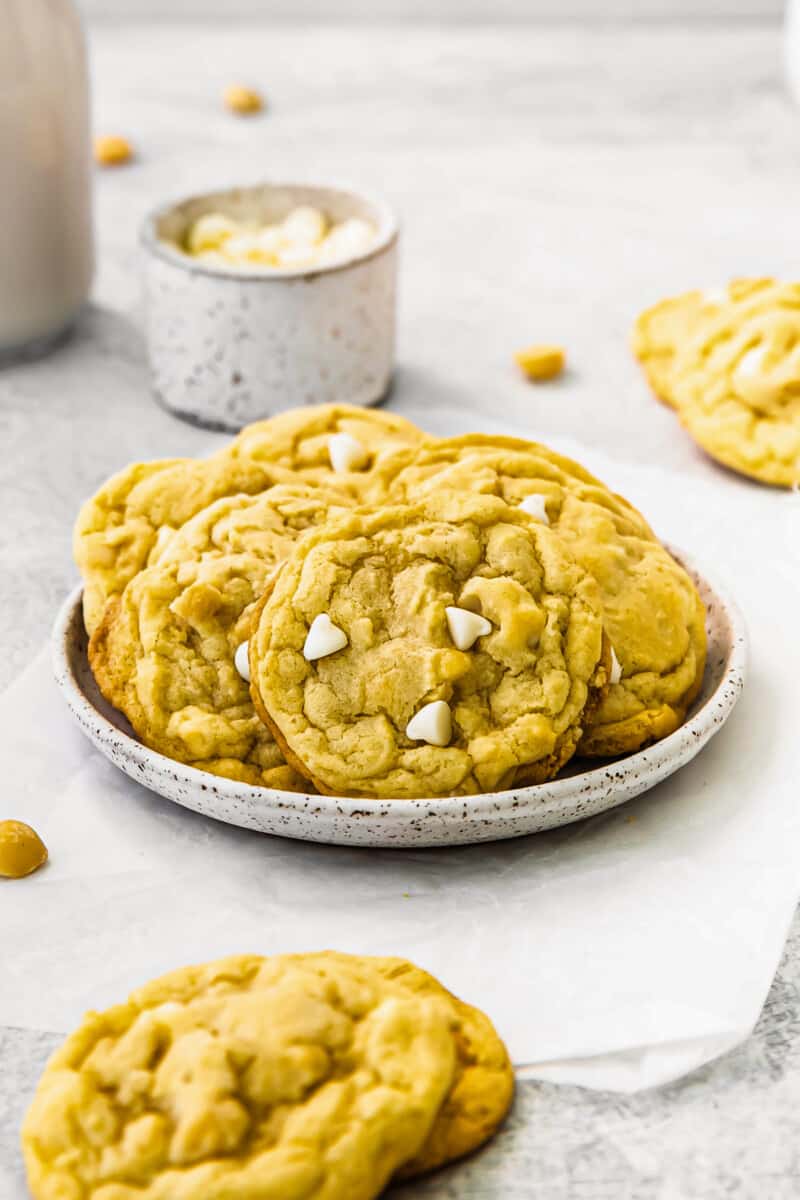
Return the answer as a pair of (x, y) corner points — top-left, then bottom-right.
(633, 278), (800, 487)
(88, 484), (351, 789)
(249, 492), (610, 798)
(368, 435), (706, 758)
(22, 952), (514, 1200)
(74, 403), (425, 636)
(631, 277), (774, 408)
(76, 403), (707, 798)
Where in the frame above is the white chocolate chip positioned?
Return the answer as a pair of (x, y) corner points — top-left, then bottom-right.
(702, 286), (729, 307)
(405, 700), (452, 747)
(154, 1001), (182, 1017)
(328, 432), (369, 473)
(281, 205), (328, 246)
(221, 232), (262, 262)
(187, 213), (238, 254)
(736, 345), (767, 378)
(445, 606), (492, 651)
(609, 646), (622, 685)
(151, 524), (177, 560)
(275, 246), (316, 270)
(234, 640), (251, 683)
(303, 613), (348, 661)
(183, 209), (376, 272)
(317, 218), (376, 264)
(518, 493), (550, 524)
(256, 226), (286, 257)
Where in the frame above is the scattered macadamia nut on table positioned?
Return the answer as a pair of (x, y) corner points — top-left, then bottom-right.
(0, 820), (48, 879)
(515, 344), (566, 381)
(93, 135), (133, 166)
(224, 84), (265, 114)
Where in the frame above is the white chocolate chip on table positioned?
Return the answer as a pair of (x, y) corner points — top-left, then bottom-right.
(304, 613), (349, 661)
(406, 700), (453, 748)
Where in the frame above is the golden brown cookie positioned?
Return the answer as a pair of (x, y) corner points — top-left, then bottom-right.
(372, 957), (514, 1178)
(249, 492), (609, 798)
(230, 402), (427, 484)
(632, 278), (774, 407)
(89, 484), (350, 789)
(364, 432), (653, 528)
(75, 453), (282, 635)
(671, 282), (800, 487)
(368, 436), (707, 758)
(23, 951), (499, 1200)
(74, 405), (426, 635)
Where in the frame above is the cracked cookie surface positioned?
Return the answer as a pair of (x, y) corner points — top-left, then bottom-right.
(22, 953), (512, 1197)
(74, 405), (425, 635)
(22, 951), (500, 1200)
(632, 277), (774, 407)
(249, 491), (608, 798)
(671, 282), (800, 486)
(368, 436), (706, 757)
(88, 484), (350, 789)
(231, 403), (427, 485)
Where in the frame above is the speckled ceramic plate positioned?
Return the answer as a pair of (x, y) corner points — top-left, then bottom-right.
(52, 551), (746, 848)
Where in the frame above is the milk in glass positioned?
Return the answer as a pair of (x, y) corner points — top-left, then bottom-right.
(0, 0), (93, 356)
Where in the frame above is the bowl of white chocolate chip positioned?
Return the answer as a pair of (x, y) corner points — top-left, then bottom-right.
(140, 182), (398, 430)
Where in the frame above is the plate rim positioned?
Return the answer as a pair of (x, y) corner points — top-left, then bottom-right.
(52, 546), (748, 828)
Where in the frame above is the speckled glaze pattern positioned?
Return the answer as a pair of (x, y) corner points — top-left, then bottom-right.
(141, 183), (398, 431)
(52, 550), (746, 849)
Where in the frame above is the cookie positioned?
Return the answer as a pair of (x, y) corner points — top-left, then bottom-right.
(368, 436), (707, 757)
(632, 278), (774, 407)
(365, 432), (654, 529)
(74, 405), (425, 635)
(249, 492), (609, 798)
(75, 453), (282, 636)
(230, 402), (427, 484)
(671, 283), (800, 487)
(89, 484), (350, 789)
(23, 951), (511, 1200)
(372, 956), (514, 1178)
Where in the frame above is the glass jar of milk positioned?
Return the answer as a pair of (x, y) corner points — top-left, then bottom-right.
(0, 0), (93, 358)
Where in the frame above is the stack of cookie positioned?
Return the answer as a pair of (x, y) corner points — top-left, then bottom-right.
(22, 950), (515, 1198)
(77, 404), (707, 800)
(633, 278), (800, 486)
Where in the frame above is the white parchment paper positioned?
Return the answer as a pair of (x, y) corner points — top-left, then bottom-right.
(2, 415), (799, 1093)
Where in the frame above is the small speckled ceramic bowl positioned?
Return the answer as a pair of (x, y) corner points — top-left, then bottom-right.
(52, 550), (747, 848)
(140, 182), (398, 431)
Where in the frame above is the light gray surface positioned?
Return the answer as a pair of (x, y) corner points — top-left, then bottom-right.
(79, 1), (786, 24)
(1, 18), (799, 1197)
